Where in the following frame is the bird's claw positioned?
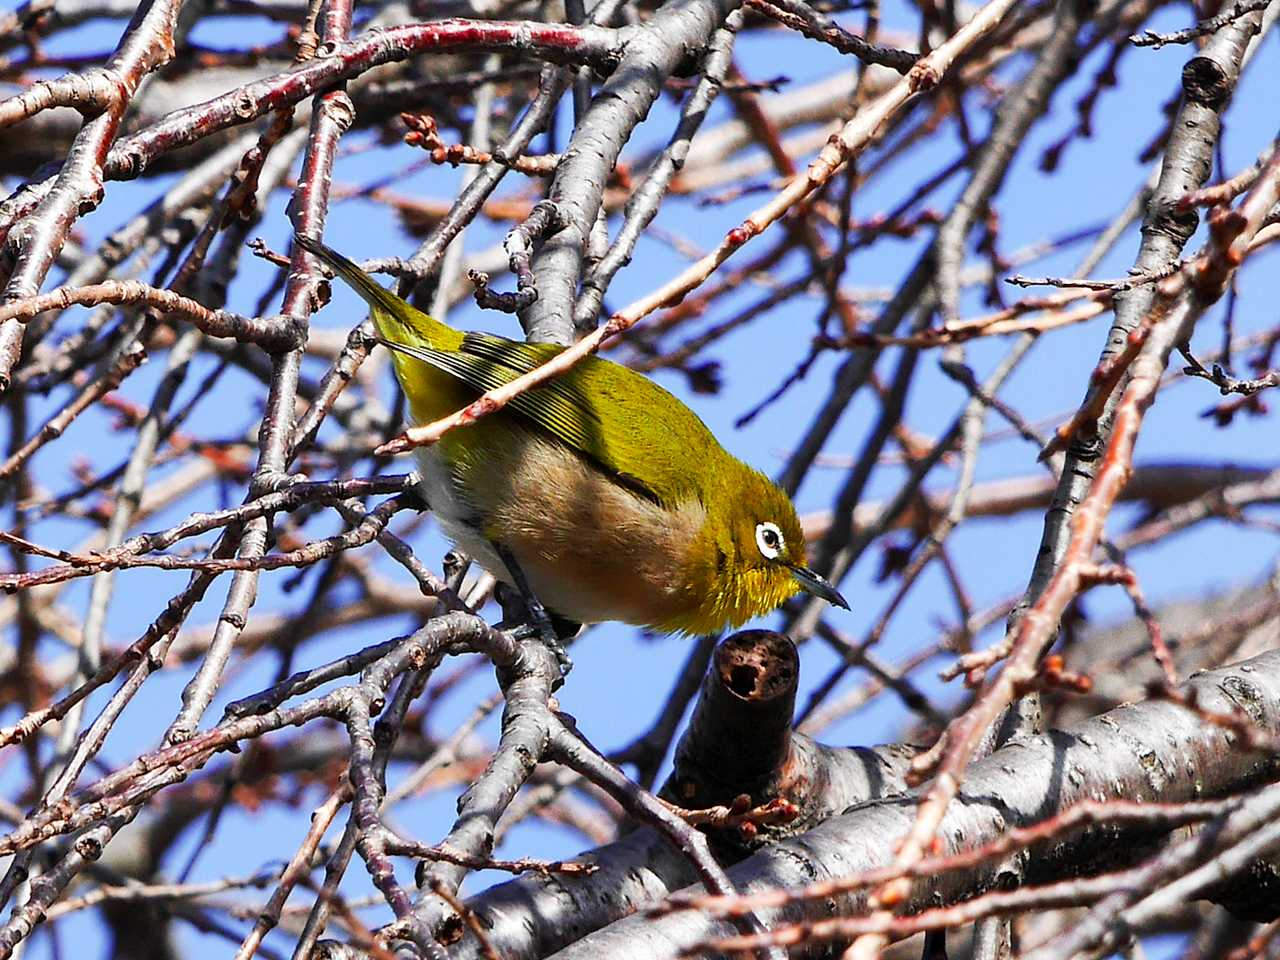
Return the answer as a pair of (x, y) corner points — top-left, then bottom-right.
(511, 618), (574, 683)
(490, 543), (575, 684)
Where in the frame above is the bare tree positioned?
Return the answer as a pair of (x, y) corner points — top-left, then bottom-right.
(1, 0), (1279, 958)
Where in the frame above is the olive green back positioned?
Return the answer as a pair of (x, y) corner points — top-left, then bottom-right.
(297, 236), (734, 508)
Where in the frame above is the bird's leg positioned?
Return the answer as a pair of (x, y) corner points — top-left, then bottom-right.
(492, 542), (574, 679)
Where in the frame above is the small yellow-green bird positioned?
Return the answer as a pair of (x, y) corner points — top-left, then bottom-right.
(297, 236), (847, 648)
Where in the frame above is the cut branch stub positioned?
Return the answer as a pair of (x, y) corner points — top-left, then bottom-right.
(663, 631), (799, 816)
(662, 631), (915, 856)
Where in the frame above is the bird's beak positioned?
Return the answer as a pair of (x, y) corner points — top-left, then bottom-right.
(790, 565), (850, 610)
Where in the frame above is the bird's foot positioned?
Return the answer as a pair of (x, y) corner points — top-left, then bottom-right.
(512, 617), (574, 680)
(491, 542), (578, 683)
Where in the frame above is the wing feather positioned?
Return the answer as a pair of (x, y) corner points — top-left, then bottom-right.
(379, 334), (715, 504)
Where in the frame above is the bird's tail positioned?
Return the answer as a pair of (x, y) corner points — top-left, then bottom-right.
(293, 234), (458, 352)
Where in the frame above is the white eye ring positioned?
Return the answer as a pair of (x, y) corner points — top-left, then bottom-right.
(755, 522), (784, 560)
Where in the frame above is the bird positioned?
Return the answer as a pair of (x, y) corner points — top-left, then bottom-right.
(295, 235), (848, 668)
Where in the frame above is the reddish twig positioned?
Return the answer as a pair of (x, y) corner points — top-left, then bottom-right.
(0, 280), (302, 350)
(654, 796), (1235, 919)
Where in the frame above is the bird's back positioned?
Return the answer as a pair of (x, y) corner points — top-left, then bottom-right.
(301, 237), (734, 507)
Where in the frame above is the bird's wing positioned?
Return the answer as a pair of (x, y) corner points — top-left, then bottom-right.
(379, 332), (715, 506)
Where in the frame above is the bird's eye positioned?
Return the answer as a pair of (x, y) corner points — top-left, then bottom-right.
(755, 522), (784, 560)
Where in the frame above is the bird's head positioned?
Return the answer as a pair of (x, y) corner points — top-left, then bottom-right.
(680, 467), (849, 635)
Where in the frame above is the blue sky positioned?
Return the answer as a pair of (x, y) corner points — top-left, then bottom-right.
(5, 2), (1280, 957)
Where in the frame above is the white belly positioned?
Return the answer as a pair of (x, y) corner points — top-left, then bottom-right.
(415, 448), (611, 620)
(414, 447), (514, 586)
